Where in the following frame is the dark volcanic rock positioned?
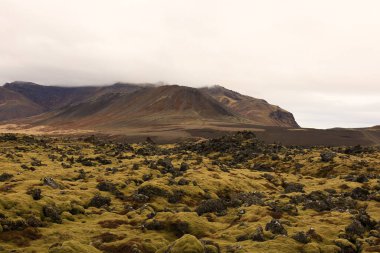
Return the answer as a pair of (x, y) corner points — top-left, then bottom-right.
(28, 188), (42, 200)
(320, 151), (336, 162)
(43, 205), (62, 224)
(177, 132), (266, 165)
(265, 219), (287, 235)
(168, 190), (185, 204)
(228, 192), (265, 207)
(179, 162), (189, 172)
(42, 177), (60, 189)
(251, 163), (274, 172)
(268, 201), (298, 216)
(97, 181), (124, 200)
(345, 220), (365, 237)
(0, 173), (13, 182)
(76, 169), (86, 180)
(0, 218), (28, 231)
(137, 184), (169, 198)
(31, 158), (43, 167)
(157, 158), (174, 170)
(196, 199), (227, 216)
(26, 216), (43, 227)
(351, 187), (370, 201)
(251, 225), (265, 241)
(145, 220), (164, 231)
(291, 231), (311, 244)
(344, 145), (370, 155)
(132, 193), (150, 203)
(88, 194), (111, 208)
(334, 239), (357, 253)
(283, 182), (305, 193)
(355, 210), (377, 229)
(343, 174), (369, 183)
(236, 233), (250, 242)
(177, 178), (190, 185)
(291, 190), (357, 212)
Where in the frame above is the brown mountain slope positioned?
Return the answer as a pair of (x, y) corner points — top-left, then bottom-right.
(4, 81), (97, 110)
(33, 85), (239, 128)
(1, 82), (301, 139)
(201, 85), (299, 127)
(1, 83), (378, 146)
(3, 81), (144, 111)
(0, 87), (45, 121)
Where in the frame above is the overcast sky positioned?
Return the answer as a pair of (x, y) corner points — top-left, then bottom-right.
(0, 0), (379, 128)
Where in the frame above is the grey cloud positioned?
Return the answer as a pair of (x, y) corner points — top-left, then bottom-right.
(0, 0), (379, 128)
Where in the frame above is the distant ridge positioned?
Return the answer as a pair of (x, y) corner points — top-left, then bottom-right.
(201, 85), (299, 127)
(0, 86), (44, 121)
(0, 81), (379, 146)
(0, 81), (299, 129)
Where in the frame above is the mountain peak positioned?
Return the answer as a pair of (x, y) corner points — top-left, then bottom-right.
(201, 86), (299, 128)
(4, 81), (41, 87)
(0, 81), (299, 128)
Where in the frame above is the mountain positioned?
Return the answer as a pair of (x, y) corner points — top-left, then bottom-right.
(201, 85), (299, 127)
(0, 81), (299, 136)
(3, 81), (144, 111)
(0, 87), (45, 121)
(31, 85), (239, 129)
(0, 81), (379, 145)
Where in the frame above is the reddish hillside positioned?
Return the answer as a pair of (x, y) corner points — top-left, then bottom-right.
(3, 81), (143, 110)
(0, 87), (45, 121)
(201, 85), (299, 128)
(0, 82), (300, 133)
(33, 85), (238, 128)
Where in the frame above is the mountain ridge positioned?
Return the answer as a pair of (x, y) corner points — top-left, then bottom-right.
(200, 85), (299, 127)
(0, 81), (299, 129)
(0, 82), (379, 146)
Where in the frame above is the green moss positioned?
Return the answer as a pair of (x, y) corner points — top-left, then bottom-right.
(0, 134), (379, 252)
(151, 211), (218, 238)
(333, 239), (356, 251)
(302, 243), (321, 253)
(48, 240), (102, 253)
(157, 234), (204, 253)
(319, 244), (340, 253)
(61, 211), (75, 221)
(204, 245), (218, 253)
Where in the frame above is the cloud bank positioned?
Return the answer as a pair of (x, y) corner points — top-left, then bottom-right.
(0, 0), (379, 128)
